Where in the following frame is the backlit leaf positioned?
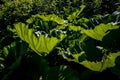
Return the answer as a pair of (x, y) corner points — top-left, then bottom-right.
(82, 24), (119, 41)
(26, 14), (66, 25)
(14, 22), (66, 56)
(80, 51), (120, 72)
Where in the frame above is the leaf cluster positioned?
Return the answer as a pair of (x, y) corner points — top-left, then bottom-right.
(0, 0), (120, 80)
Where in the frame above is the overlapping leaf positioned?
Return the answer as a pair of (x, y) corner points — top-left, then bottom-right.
(68, 51), (120, 72)
(82, 24), (119, 41)
(80, 52), (120, 72)
(26, 14), (66, 25)
(14, 22), (66, 56)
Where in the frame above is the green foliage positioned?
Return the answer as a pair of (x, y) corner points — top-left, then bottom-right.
(67, 5), (85, 22)
(14, 13), (120, 72)
(14, 22), (66, 56)
(0, 41), (28, 80)
(1, 0), (120, 80)
(82, 24), (119, 41)
(80, 52), (120, 72)
(26, 14), (66, 25)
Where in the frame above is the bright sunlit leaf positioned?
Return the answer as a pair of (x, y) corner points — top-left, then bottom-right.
(82, 24), (119, 41)
(80, 51), (120, 72)
(14, 22), (66, 56)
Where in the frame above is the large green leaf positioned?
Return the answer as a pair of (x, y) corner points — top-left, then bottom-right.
(82, 24), (119, 41)
(26, 14), (66, 25)
(14, 22), (66, 56)
(80, 52), (120, 72)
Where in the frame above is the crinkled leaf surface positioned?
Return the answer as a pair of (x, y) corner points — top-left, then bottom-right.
(82, 24), (119, 41)
(14, 22), (66, 56)
(80, 51), (120, 72)
(26, 14), (65, 25)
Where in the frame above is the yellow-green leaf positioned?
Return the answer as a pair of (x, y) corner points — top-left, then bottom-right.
(14, 22), (66, 56)
(82, 24), (119, 41)
(80, 51), (120, 72)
